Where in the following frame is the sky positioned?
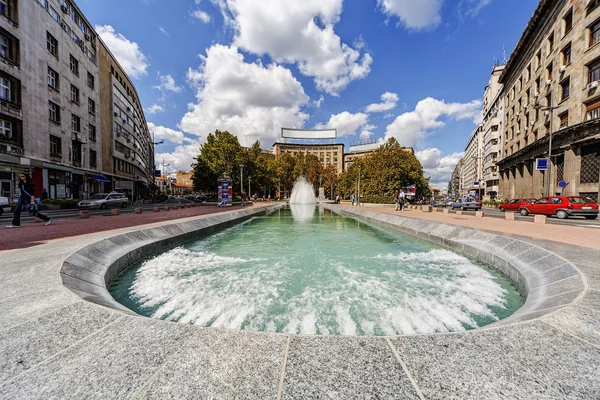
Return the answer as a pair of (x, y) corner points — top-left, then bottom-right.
(77, 0), (539, 188)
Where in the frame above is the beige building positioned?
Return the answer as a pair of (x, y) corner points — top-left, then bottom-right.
(272, 142), (345, 174)
(498, 0), (600, 201)
(0, 0), (102, 199)
(481, 65), (505, 200)
(343, 141), (415, 170)
(461, 124), (485, 198)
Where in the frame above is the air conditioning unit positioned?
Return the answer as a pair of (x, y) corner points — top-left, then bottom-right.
(85, 33), (91, 41)
(544, 111), (551, 116)
(126, 107), (131, 112)
(545, 80), (552, 86)
(516, 112), (520, 117)
(524, 126), (529, 132)
(534, 92), (540, 97)
(559, 66), (567, 73)
(588, 81), (600, 90)
(113, 112), (119, 117)
(60, 22), (67, 30)
(60, 5), (68, 13)
(530, 121), (535, 126)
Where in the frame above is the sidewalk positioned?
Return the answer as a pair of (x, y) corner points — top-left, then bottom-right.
(0, 205), (257, 252)
(341, 204), (600, 250)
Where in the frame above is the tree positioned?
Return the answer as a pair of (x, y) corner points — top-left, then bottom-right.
(321, 164), (338, 199)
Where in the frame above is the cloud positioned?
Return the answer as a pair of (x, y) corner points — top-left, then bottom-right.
(95, 25), (149, 79)
(148, 122), (186, 144)
(158, 26), (169, 36)
(384, 97), (482, 147)
(416, 148), (464, 189)
(365, 92), (399, 113)
(315, 111), (369, 137)
(180, 44), (309, 147)
(458, 0), (492, 20)
(155, 74), (184, 93)
(221, 0), (372, 95)
(312, 95), (325, 108)
(190, 10), (211, 23)
(145, 104), (165, 114)
(155, 140), (202, 173)
(377, 0), (443, 31)
(360, 124), (376, 140)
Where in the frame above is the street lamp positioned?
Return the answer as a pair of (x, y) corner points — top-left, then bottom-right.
(239, 164), (244, 206)
(248, 176), (251, 200)
(533, 92), (560, 196)
(357, 165), (361, 207)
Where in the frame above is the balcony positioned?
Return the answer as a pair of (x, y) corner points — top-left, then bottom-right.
(0, 99), (22, 118)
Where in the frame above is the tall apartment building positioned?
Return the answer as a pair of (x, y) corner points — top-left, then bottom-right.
(481, 65), (505, 201)
(272, 142), (345, 174)
(448, 158), (463, 198)
(343, 140), (415, 170)
(462, 124), (485, 198)
(498, 0), (600, 201)
(0, 0), (152, 200)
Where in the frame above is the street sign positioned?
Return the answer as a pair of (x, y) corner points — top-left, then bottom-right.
(536, 158), (549, 171)
(473, 181), (480, 188)
(558, 181), (568, 188)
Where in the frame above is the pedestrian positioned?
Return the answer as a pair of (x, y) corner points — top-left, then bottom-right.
(7, 173), (51, 228)
(399, 189), (406, 211)
(393, 190), (400, 210)
(350, 194), (355, 206)
(335, 194), (340, 204)
(40, 188), (48, 201)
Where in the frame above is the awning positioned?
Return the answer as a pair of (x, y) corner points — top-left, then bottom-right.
(88, 174), (111, 183)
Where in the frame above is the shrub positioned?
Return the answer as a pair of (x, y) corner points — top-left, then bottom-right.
(360, 195), (396, 204)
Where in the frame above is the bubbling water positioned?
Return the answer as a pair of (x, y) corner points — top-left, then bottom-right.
(290, 176), (317, 204)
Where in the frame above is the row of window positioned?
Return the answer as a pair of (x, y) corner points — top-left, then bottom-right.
(47, 32), (95, 89)
(48, 134), (97, 168)
(48, 100), (96, 139)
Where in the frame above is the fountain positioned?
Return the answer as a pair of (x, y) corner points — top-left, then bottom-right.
(289, 176), (317, 204)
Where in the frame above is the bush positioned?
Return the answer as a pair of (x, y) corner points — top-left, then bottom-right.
(360, 195), (395, 204)
(483, 200), (502, 208)
(43, 198), (81, 206)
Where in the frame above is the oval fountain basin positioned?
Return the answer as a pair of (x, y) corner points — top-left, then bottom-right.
(110, 206), (524, 336)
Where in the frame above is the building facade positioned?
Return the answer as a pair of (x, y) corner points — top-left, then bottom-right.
(498, 0), (600, 201)
(462, 124), (485, 198)
(448, 158), (463, 198)
(481, 65), (505, 200)
(272, 142), (345, 174)
(343, 140), (415, 170)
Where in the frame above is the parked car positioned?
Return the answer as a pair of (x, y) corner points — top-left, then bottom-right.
(0, 196), (11, 216)
(498, 198), (537, 212)
(433, 200), (450, 207)
(78, 193), (129, 210)
(451, 199), (482, 211)
(518, 196), (599, 219)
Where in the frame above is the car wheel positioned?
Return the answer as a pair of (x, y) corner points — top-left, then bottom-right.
(498, 206), (504, 212)
(556, 210), (568, 219)
(519, 208), (529, 216)
(461, 206), (465, 211)
(121, 203), (127, 208)
(100, 203), (108, 210)
(585, 215), (598, 220)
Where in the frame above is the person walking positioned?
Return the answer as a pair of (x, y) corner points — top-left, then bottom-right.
(393, 190), (400, 211)
(40, 188), (48, 201)
(7, 174), (51, 228)
(399, 189), (406, 211)
(350, 194), (355, 206)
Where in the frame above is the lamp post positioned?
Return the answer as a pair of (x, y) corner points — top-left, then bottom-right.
(239, 164), (244, 206)
(357, 165), (361, 207)
(150, 132), (164, 201)
(161, 160), (170, 194)
(248, 176), (251, 200)
(533, 92), (559, 196)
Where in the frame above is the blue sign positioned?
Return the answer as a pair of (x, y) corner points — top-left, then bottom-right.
(558, 181), (568, 188)
(535, 158), (549, 171)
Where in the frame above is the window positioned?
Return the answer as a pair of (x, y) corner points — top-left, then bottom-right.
(69, 54), (79, 75)
(0, 34), (8, 60)
(90, 149), (97, 169)
(87, 72), (94, 90)
(0, 118), (11, 138)
(49, 6), (59, 22)
(0, 77), (10, 101)
(548, 32), (554, 52)
(37, 0), (47, 9)
(580, 144), (600, 183)
(70, 85), (79, 103)
(559, 112), (568, 129)
(547, 62), (553, 80)
(591, 20), (600, 47)
(88, 124), (96, 141)
(48, 101), (60, 123)
(88, 98), (95, 115)
(586, 100), (600, 120)
(71, 114), (80, 132)
(536, 50), (541, 69)
(50, 135), (61, 156)
(564, 8), (573, 34)
(47, 32), (58, 58)
(71, 31), (80, 45)
(535, 77), (540, 94)
(545, 93), (552, 108)
(589, 59), (600, 83)
(0, 0), (8, 17)
(562, 43), (571, 65)
(47, 67), (59, 90)
(589, 0), (600, 14)
(561, 77), (570, 100)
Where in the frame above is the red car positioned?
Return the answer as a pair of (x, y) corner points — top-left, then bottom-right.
(498, 198), (537, 212)
(518, 196), (599, 219)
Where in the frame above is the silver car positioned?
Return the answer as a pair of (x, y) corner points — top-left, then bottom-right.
(0, 196), (11, 216)
(78, 193), (129, 210)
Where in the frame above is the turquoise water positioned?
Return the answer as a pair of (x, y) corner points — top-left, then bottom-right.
(110, 205), (524, 336)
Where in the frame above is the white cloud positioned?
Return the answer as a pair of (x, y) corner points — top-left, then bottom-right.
(155, 140), (202, 173)
(384, 97), (482, 147)
(180, 44), (309, 146)
(360, 124), (377, 140)
(315, 111), (369, 137)
(145, 104), (165, 114)
(459, 0), (492, 19)
(313, 95), (325, 108)
(416, 148), (464, 189)
(190, 10), (211, 23)
(158, 26), (169, 36)
(148, 122), (185, 144)
(95, 25), (149, 79)
(377, 0), (443, 31)
(155, 74), (184, 93)
(221, 0), (372, 95)
(365, 92), (399, 113)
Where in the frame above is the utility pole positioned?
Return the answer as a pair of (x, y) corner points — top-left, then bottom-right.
(533, 91), (559, 196)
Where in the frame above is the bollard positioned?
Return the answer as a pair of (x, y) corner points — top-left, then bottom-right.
(111, 209), (120, 216)
(475, 211), (485, 218)
(164, 206), (169, 211)
(456, 211), (464, 216)
(135, 207), (142, 214)
(505, 212), (516, 221)
(153, 207), (159, 212)
(432, 207), (439, 213)
(79, 210), (90, 219)
(422, 206), (432, 213)
(534, 215), (547, 224)
(443, 208), (449, 214)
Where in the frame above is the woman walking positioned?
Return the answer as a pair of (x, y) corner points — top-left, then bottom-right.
(6, 173), (51, 228)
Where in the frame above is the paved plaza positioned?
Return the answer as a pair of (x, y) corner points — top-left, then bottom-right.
(0, 203), (599, 399)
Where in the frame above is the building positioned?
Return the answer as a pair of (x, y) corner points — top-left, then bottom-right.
(481, 65), (505, 200)
(497, 0), (600, 201)
(176, 170), (193, 187)
(343, 140), (415, 170)
(448, 158), (463, 198)
(1, 0), (102, 199)
(272, 142), (345, 174)
(462, 124), (485, 198)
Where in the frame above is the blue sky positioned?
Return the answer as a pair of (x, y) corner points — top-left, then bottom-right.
(77, 0), (538, 187)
